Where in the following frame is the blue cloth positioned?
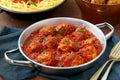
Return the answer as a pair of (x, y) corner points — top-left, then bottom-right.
(0, 26), (120, 80)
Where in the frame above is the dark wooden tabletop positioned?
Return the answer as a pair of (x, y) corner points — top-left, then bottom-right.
(0, 0), (120, 80)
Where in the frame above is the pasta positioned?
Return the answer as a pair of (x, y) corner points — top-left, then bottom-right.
(0, 0), (64, 12)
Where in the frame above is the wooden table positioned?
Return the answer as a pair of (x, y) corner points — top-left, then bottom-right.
(0, 0), (120, 80)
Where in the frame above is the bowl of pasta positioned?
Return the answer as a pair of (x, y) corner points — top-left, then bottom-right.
(0, 0), (66, 19)
(4, 17), (114, 75)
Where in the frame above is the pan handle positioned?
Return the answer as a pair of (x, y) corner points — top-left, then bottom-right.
(95, 22), (114, 40)
(4, 48), (33, 67)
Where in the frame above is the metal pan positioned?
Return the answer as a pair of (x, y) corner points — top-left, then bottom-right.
(4, 17), (114, 75)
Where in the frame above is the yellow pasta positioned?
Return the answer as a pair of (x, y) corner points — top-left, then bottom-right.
(0, 0), (64, 12)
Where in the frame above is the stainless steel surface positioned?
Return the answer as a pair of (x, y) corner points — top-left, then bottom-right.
(4, 17), (114, 75)
(95, 22), (114, 40)
(4, 48), (33, 67)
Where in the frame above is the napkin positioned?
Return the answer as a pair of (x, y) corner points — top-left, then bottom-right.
(0, 26), (120, 80)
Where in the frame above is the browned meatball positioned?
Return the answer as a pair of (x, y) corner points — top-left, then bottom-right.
(71, 27), (94, 41)
(58, 37), (78, 52)
(43, 36), (61, 49)
(57, 52), (85, 67)
(56, 23), (76, 36)
(36, 50), (56, 66)
(39, 26), (56, 37)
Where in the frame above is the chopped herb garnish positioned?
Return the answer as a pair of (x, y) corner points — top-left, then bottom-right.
(48, 30), (51, 33)
(66, 53), (70, 56)
(32, 47), (36, 51)
(65, 40), (70, 45)
(40, 59), (43, 63)
(59, 34), (63, 39)
(79, 28), (84, 33)
(28, 0), (37, 7)
(77, 54), (81, 56)
(42, 51), (45, 54)
(53, 34), (63, 38)
(59, 29), (62, 34)
(29, 39), (32, 42)
(53, 33), (59, 36)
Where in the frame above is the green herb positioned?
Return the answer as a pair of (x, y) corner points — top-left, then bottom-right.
(40, 59), (43, 63)
(59, 28), (62, 34)
(59, 34), (63, 39)
(28, 0), (37, 7)
(48, 30), (51, 33)
(52, 33), (58, 37)
(66, 53), (70, 56)
(79, 28), (84, 33)
(32, 47), (36, 51)
(65, 40), (70, 45)
(52, 34), (63, 38)
(29, 39), (32, 42)
(77, 54), (81, 56)
(42, 51), (45, 54)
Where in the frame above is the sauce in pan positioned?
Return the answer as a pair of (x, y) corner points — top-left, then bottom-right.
(22, 23), (102, 67)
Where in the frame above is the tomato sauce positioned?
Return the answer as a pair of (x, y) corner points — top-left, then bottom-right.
(22, 23), (102, 67)
(12, 0), (42, 3)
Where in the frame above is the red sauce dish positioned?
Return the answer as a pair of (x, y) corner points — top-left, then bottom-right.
(5, 17), (114, 75)
(22, 23), (102, 67)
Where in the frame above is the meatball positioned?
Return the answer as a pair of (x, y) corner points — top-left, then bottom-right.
(24, 40), (43, 54)
(56, 23), (76, 36)
(58, 37), (77, 52)
(78, 45), (97, 62)
(36, 50), (56, 66)
(43, 36), (61, 49)
(79, 37), (102, 54)
(71, 27), (94, 41)
(39, 26), (56, 37)
(57, 52), (84, 67)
